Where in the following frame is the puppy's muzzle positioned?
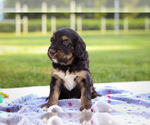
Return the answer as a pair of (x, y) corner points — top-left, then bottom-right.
(49, 49), (57, 57)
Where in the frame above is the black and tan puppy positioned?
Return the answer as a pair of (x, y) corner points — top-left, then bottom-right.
(41, 28), (101, 111)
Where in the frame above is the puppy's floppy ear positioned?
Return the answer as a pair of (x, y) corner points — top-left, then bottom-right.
(75, 37), (86, 58)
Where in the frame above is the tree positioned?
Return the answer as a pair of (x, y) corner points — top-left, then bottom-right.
(121, 0), (140, 19)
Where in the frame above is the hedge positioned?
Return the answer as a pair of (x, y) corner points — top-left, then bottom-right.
(0, 18), (148, 32)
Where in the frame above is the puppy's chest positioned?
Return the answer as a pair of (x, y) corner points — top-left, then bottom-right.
(53, 69), (77, 91)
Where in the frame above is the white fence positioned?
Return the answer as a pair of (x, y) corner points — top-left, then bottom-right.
(1, 0), (150, 35)
(15, 1), (80, 35)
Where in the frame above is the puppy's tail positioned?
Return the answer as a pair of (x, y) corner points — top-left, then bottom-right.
(91, 87), (102, 99)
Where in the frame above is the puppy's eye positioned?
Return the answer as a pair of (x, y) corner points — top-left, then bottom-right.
(50, 38), (54, 43)
(63, 39), (69, 46)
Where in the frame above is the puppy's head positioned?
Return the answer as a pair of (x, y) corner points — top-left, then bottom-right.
(48, 28), (86, 65)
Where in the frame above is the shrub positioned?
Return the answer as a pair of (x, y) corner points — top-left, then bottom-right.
(0, 18), (148, 32)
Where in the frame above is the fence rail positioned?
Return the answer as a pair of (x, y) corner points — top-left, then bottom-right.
(0, 1), (150, 35)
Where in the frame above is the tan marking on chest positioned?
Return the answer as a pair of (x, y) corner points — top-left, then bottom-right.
(52, 69), (87, 91)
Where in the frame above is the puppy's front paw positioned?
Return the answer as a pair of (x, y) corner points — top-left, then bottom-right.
(41, 103), (52, 111)
(82, 109), (91, 113)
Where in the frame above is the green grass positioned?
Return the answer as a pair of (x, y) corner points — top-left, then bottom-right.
(0, 30), (150, 88)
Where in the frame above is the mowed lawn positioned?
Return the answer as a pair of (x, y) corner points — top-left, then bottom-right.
(0, 31), (150, 88)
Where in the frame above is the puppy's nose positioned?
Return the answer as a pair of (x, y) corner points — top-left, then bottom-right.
(50, 49), (56, 56)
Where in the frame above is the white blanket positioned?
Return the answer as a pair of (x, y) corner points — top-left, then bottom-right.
(0, 81), (150, 125)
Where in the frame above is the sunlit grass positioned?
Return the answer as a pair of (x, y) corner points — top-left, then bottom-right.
(0, 45), (138, 54)
(87, 45), (138, 51)
(0, 46), (48, 54)
(0, 30), (150, 88)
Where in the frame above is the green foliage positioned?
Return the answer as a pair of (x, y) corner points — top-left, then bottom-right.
(0, 23), (15, 32)
(0, 18), (148, 32)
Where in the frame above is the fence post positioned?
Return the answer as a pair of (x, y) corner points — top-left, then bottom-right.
(101, 6), (106, 33)
(124, 6), (128, 32)
(22, 4), (28, 34)
(70, 0), (76, 30)
(42, 2), (47, 35)
(77, 5), (82, 32)
(15, 2), (21, 35)
(145, 5), (149, 31)
(51, 5), (56, 32)
(114, 0), (119, 35)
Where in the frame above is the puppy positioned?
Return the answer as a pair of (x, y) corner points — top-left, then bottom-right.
(41, 28), (101, 111)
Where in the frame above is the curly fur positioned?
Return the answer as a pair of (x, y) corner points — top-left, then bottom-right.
(41, 28), (101, 111)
